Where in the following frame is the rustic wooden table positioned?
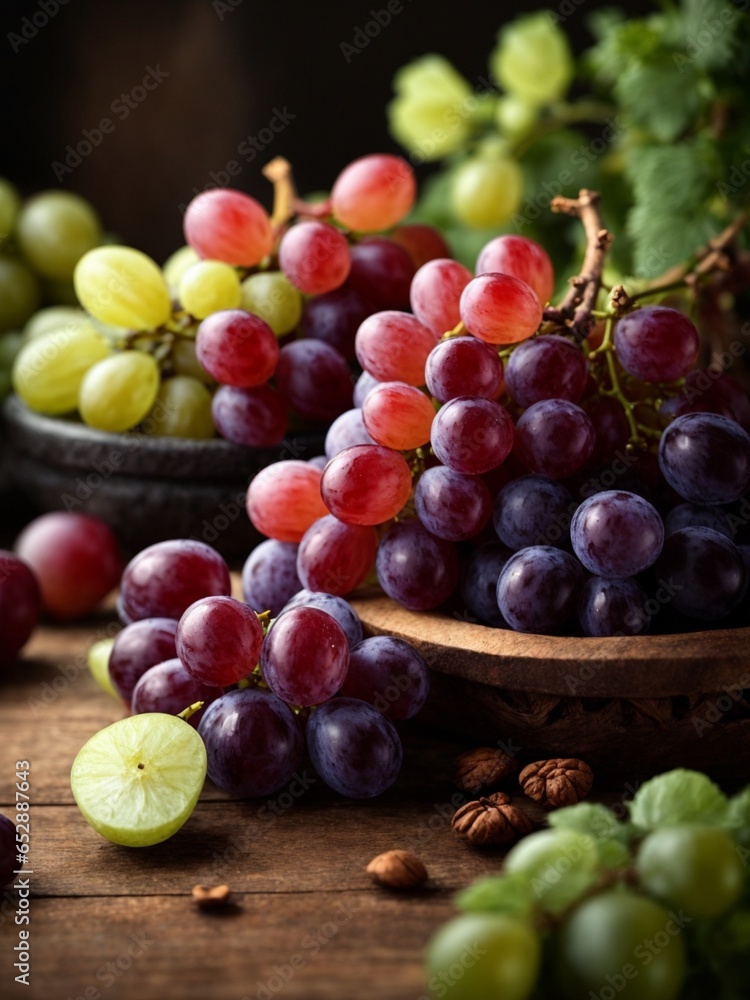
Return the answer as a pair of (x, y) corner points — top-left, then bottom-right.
(0, 612), (548, 1000)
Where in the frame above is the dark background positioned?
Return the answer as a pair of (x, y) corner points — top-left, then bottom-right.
(0, 0), (653, 260)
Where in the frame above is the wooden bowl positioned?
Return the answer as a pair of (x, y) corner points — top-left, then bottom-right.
(353, 596), (750, 783)
(2, 394), (325, 558)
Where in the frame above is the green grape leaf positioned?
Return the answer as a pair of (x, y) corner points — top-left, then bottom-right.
(548, 802), (634, 847)
(455, 872), (536, 919)
(586, 19), (664, 82)
(721, 787), (750, 846)
(629, 768), (730, 831)
(680, 0), (741, 71)
(615, 59), (703, 142)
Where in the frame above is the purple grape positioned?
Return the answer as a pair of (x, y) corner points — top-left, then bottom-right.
(376, 520), (460, 611)
(571, 491), (664, 578)
(431, 396), (515, 475)
(493, 475), (575, 550)
(324, 408), (375, 459)
(514, 399), (595, 480)
(0, 813), (15, 889)
(108, 617), (179, 703)
(275, 340), (353, 422)
(119, 539), (231, 622)
(306, 697), (403, 798)
(308, 455), (329, 471)
(340, 636), (430, 720)
(347, 237), (415, 310)
(505, 335), (588, 407)
(578, 577), (649, 637)
(497, 546), (584, 634)
(211, 384), (288, 448)
(280, 590), (363, 648)
(198, 689), (304, 798)
(414, 466), (492, 541)
(658, 413), (750, 505)
(301, 284), (375, 361)
(177, 596), (264, 687)
(425, 336), (504, 404)
(353, 370), (380, 407)
(655, 527), (746, 620)
(131, 658), (221, 727)
(664, 503), (734, 540)
(241, 540), (302, 617)
(460, 543), (512, 627)
(261, 606), (350, 706)
(614, 306), (699, 383)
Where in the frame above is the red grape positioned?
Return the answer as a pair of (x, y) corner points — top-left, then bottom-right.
(109, 617), (179, 703)
(355, 310), (437, 385)
(431, 396), (515, 475)
(325, 408), (375, 459)
(247, 460), (328, 541)
(296, 514), (377, 595)
(15, 512), (122, 620)
(211, 384), (288, 447)
(410, 258), (473, 337)
(347, 237), (415, 310)
(183, 188), (273, 267)
(514, 399), (595, 479)
(376, 520), (459, 611)
(0, 551), (40, 664)
(320, 444), (412, 525)
(278, 220), (351, 295)
(475, 235), (555, 304)
(505, 335), (588, 407)
(362, 382), (435, 450)
(241, 539), (301, 616)
(261, 606), (349, 705)
(301, 285), (375, 361)
(390, 223), (451, 269)
(131, 658), (221, 728)
(460, 273), (542, 345)
(425, 336), (504, 403)
(177, 595), (264, 686)
(275, 339), (353, 422)
(196, 310), (279, 387)
(331, 154), (416, 231)
(614, 306), (699, 382)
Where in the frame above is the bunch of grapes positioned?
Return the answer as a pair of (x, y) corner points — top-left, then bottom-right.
(426, 768), (750, 999)
(76, 535), (430, 835)
(9, 154), (449, 445)
(0, 180), (105, 399)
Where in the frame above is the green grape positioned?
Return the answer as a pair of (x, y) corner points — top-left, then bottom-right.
(17, 190), (103, 281)
(178, 260), (241, 320)
(145, 376), (215, 440)
(490, 13), (574, 106)
(12, 324), (110, 414)
(240, 271), (302, 336)
(0, 178), (21, 246)
(636, 825), (745, 918)
(162, 244), (200, 291)
(171, 337), (215, 385)
(555, 891), (686, 1000)
(87, 637), (119, 699)
(24, 306), (90, 341)
(0, 257), (41, 332)
(74, 246), (172, 331)
(0, 331), (24, 399)
(425, 913), (540, 1000)
(504, 828), (600, 914)
(451, 156), (523, 228)
(388, 55), (474, 161)
(78, 351), (160, 432)
(495, 96), (539, 138)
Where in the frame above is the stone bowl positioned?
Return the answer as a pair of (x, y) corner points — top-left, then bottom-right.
(353, 596), (750, 784)
(2, 394), (325, 559)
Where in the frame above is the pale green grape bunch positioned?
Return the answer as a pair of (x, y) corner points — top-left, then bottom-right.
(145, 376), (215, 440)
(17, 191), (103, 281)
(162, 244), (200, 293)
(78, 352), (161, 433)
(12, 323), (111, 414)
(178, 260), (241, 319)
(451, 155), (523, 228)
(74, 245), (172, 331)
(0, 257), (41, 333)
(240, 271), (302, 336)
(489, 13), (574, 107)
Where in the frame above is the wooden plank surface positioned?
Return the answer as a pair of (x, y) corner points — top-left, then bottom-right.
(0, 613), (528, 1000)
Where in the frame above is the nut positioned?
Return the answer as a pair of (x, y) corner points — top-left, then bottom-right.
(452, 796), (533, 848)
(519, 758), (594, 808)
(192, 884), (232, 908)
(366, 850), (428, 889)
(454, 748), (519, 795)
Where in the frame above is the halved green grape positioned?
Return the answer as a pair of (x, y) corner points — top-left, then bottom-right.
(490, 13), (574, 106)
(171, 337), (215, 385)
(23, 306), (90, 341)
(451, 157), (523, 228)
(17, 190), (103, 281)
(162, 244), (200, 291)
(0, 331), (23, 399)
(78, 351), (160, 432)
(636, 825), (745, 918)
(12, 324), (111, 414)
(75, 246), (171, 330)
(503, 828), (600, 914)
(0, 257), (41, 333)
(0, 178), (21, 245)
(87, 637), (119, 699)
(70, 713), (206, 847)
(145, 376), (215, 439)
(426, 913), (540, 1000)
(179, 260), (241, 320)
(240, 271), (302, 336)
(555, 891), (686, 1000)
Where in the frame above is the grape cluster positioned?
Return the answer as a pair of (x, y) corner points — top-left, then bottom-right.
(9, 154), (440, 446)
(427, 768), (750, 1000)
(94, 536), (430, 801)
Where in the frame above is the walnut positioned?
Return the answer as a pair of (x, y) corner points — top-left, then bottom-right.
(452, 796), (533, 848)
(366, 850), (428, 889)
(454, 748), (519, 795)
(519, 758), (594, 808)
(192, 884), (231, 908)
